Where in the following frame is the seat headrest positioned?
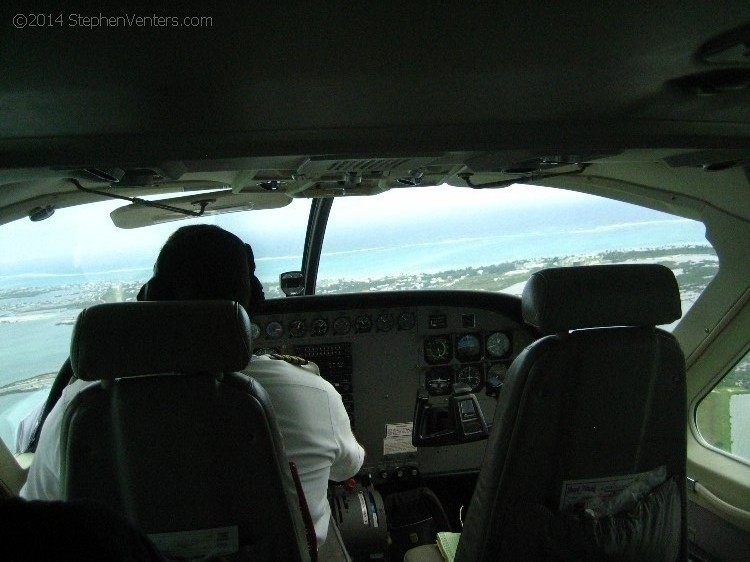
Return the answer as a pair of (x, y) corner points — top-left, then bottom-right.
(522, 264), (681, 333)
(70, 301), (252, 381)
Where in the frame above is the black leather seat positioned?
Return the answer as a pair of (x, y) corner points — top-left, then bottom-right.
(61, 300), (311, 561)
(408, 264), (687, 562)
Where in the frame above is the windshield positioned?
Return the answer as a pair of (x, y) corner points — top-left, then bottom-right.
(0, 198), (310, 450)
(0, 183), (719, 452)
(318, 184), (717, 318)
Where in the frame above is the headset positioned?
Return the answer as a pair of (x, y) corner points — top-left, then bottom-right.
(137, 242), (265, 309)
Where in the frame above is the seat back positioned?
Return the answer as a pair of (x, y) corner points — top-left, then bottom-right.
(457, 265), (687, 562)
(61, 301), (310, 561)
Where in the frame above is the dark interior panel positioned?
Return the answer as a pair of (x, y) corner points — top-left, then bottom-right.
(688, 501), (750, 562)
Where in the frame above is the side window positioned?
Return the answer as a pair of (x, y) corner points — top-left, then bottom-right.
(696, 351), (750, 462)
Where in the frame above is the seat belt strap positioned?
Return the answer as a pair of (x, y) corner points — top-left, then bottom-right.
(289, 461), (318, 562)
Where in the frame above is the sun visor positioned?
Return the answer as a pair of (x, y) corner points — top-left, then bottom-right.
(110, 190), (292, 229)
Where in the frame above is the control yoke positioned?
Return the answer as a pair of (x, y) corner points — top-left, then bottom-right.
(412, 383), (489, 447)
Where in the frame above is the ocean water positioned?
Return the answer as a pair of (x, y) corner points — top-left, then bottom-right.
(316, 217), (707, 282)
(0, 312), (75, 384)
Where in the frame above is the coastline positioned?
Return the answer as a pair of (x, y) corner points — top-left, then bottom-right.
(0, 244), (719, 393)
(0, 372), (57, 397)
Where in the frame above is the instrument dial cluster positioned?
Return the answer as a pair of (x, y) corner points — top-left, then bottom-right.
(252, 303), (526, 401)
(254, 309), (417, 344)
(249, 296), (535, 478)
(422, 330), (515, 396)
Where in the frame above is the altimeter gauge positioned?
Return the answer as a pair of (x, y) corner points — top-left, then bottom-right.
(486, 331), (511, 358)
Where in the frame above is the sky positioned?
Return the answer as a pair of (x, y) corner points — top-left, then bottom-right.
(0, 183), (695, 279)
(0, 194), (311, 275)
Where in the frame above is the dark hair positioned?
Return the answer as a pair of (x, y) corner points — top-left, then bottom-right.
(139, 225), (264, 312)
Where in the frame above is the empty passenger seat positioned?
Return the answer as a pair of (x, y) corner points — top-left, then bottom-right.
(408, 264), (687, 562)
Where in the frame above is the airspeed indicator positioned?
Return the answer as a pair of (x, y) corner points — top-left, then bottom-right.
(424, 336), (452, 364)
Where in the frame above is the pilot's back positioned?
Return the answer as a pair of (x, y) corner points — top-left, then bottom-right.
(245, 354), (364, 547)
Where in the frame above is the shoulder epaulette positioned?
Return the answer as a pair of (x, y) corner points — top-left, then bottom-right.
(268, 353), (309, 366)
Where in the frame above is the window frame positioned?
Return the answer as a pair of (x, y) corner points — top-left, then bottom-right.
(694, 342), (750, 467)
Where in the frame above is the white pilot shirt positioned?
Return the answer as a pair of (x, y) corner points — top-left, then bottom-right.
(21, 354), (364, 548)
(20, 377), (95, 502)
(245, 354), (365, 547)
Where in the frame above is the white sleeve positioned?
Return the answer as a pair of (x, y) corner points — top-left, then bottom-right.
(19, 397), (65, 500)
(327, 389), (365, 482)
(20, 379), (91, 501)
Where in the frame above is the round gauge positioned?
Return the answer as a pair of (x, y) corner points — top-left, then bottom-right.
(376, 313), (394, 332)
(397, 311), (416, 331)
(249, 322), (261, 340)
(456, 365), (483, 391)
(289, 319), (306, 337)
(265, 321), (283, 339)
(486, 363), (509, 396)
(311, 318), (328, 336)
(486, 332), (512, 358)
(425, 368), (453, 396)
(354, 314), (373, 333)
(333, 316), (351, 335)
(487, 362), (508, 382)
(455, 333), (482, 361)
(424, 336), (452, 364)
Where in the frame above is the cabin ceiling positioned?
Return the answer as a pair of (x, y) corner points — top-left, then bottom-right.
(1, 3), (749, 224)
(1, 3), (749, 162)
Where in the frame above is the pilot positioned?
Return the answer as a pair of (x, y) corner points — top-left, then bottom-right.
(21, 224), (365, 549)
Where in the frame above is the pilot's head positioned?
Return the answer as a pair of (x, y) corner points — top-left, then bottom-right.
(138, 224), (264, 312)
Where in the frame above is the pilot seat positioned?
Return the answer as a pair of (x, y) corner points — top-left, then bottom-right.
(60, 300), (313, 561)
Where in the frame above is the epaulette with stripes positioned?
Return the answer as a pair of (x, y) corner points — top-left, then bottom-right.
(268, 353), (309, 366)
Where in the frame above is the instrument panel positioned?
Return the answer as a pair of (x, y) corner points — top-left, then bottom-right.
(251, 291), (537, 481)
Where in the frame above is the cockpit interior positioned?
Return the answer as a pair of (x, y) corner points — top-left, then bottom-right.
(1, 3), (750, 561)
